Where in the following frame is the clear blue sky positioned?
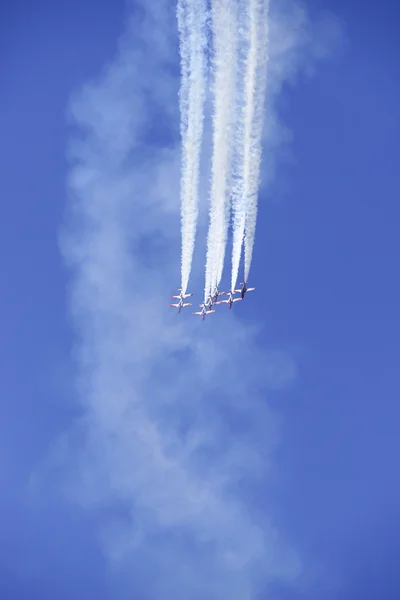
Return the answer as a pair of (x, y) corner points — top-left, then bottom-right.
(1, 1), (399, 599)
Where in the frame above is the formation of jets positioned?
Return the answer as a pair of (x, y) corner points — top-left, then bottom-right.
(169, 282), (255, 320)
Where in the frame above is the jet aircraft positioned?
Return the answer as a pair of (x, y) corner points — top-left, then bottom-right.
(171, 288), (193, 300)
(203, 296), (214, 311)
(193, 303), (215, 321)
(211, 286), (229, 303)
(234, 282), (255, 299)
(170, 297), (192, 313)
(215, 291), (242, 309)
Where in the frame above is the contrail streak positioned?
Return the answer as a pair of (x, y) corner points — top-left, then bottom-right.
(231, 0), (269, 292)
(244, 0), (269, 284)
(204, 0), (238, 301)
(177, 0), (207, 296)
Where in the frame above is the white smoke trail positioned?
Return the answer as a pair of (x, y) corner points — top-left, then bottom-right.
(204, 0), (238, 301)
(230, 1), (258, 293)
(178, 0), (207, 296)
(230, 0), (269, 292)
(244, 0), (269, 284)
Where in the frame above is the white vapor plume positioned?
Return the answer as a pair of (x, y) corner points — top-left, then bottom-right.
(244, 0), (269, 283)
(204, 0), (238, 301)
(231, 0), (269, 292)
(178, 0), (207, 296)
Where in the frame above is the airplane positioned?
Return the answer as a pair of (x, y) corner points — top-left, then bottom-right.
(211, 286), (229, 303)
(193, 303), (215, 321)
(234, 282), (255, 299)
(170, 297), (192, 313)
(171, 288), (193, 300)
(215, 291), (242, 309)
(201, 296), (213, 311)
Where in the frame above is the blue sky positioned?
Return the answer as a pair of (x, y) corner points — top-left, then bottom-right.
(1, 1), (400, 599)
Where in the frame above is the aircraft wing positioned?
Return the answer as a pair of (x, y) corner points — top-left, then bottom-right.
(169, 303), (180, 307)
(182, 302), (192, 307)
(171, 295), (181, 299)
(215, 299), (228, 305)
(232, 298), (242, 303)
(246, 287), (255, 292)
(192, 311), (203, 316)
